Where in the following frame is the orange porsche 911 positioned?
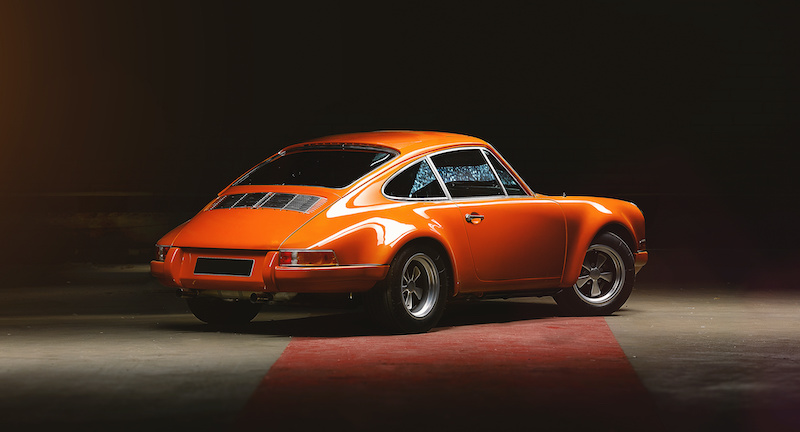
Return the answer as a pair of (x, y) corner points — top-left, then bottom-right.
(151, 131), (647, 333)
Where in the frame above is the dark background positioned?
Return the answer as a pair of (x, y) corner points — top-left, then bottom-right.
(1, 1), (797, 283)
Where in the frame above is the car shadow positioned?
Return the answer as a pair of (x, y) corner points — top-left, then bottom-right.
(161, 299), (568, 337)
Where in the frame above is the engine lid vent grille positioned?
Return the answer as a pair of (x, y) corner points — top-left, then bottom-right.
(210, 192), (324, 213)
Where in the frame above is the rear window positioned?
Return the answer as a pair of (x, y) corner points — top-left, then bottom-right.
(234, 146), (396, 188)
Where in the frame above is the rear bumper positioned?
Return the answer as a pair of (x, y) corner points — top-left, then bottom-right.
(150, 247), (388, 293)
(634, 251), (648, 274)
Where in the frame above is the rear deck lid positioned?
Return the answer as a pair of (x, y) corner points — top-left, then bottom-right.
(171, 188), (338, 250)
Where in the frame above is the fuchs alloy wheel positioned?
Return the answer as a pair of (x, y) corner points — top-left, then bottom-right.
(366, 244), (450, 334)
(555, 232), (635, 316)
(186, 297), (262, 327)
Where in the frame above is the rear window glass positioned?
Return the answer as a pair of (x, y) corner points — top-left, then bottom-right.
(235, 147), (396, 188)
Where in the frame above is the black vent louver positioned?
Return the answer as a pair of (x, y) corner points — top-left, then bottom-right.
(233, 192), (268, 208)
(210, 192), (324, 213)
(260, 193), (296, 209)
(214, 194), (246, 209)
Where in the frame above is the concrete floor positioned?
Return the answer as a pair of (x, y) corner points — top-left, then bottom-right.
(609, 284), (800, 431)
(0, 257), (798, 431)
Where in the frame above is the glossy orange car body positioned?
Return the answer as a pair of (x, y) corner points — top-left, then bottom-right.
(151, 131), (647, 330)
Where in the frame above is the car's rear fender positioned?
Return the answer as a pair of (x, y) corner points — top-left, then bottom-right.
(279, 198), (473, 294)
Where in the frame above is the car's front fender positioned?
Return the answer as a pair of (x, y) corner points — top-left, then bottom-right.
(554, 197), (646, 287)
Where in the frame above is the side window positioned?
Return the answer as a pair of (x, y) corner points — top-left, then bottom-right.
(384, 159), (446, 199)
(430, 149), (504, 198)
(485, 151), (527, 196)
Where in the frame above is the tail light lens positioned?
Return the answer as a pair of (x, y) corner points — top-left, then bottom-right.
(279, 250), (338, 266)
(155, 245), (170, 261)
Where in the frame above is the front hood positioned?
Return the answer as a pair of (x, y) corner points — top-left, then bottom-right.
(168, 188), (339, 250)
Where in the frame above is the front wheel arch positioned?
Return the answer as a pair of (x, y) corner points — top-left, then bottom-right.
(554, 231), (635, 316)
(600, 223), (637, 256)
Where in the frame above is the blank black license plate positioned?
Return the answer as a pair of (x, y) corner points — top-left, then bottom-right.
(194, 257), (254, 277)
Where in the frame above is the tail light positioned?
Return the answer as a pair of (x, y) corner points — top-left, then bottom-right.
(155, 245), (170, 261)
(279, 250), (338, 266)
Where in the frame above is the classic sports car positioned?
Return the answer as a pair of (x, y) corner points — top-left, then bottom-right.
(151, 131), (647, 333)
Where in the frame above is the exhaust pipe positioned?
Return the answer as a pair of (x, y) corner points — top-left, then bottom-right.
(250, 293), (274, 304)
(176, 289), (199, 299)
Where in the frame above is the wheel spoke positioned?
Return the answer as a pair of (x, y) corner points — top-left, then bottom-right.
(403, 291), (414, 310)
(411, 266), (421, 283)
(591, 279), (601, 297)
(596, 253), (607, 269)
(576, 275), (591, 288)
(599, 271), (614, 283)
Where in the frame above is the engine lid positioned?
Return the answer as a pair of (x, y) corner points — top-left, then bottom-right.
(170, 188), (338, 250)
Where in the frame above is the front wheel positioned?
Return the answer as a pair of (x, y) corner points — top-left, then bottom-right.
(186, 297), (262, 327)
(365, 244), (450, 334)
(555, 232), (635, 316)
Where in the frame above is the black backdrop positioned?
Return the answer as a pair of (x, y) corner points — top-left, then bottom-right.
(1, 1), (797, 273)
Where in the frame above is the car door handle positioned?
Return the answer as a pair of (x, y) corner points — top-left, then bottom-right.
(465, 213), (485, 224)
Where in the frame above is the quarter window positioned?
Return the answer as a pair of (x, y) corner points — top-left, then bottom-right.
(430, 149), (504, 198)
(384, 159), (446, 199)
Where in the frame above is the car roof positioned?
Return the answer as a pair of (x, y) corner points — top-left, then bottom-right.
(291, 130), (490, 156)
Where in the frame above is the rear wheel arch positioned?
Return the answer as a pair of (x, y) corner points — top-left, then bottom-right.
(391, 237), (455, 297)
(365, 237), (454, 333)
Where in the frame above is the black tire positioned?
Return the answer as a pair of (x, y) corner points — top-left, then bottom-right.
(366, 244), (450, 334)
(186, 297), (262, 327)
(554, 232), (635, 316)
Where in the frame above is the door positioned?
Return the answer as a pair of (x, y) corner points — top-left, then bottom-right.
(457, 198), (566, 281)
(430, 148), (566, 281)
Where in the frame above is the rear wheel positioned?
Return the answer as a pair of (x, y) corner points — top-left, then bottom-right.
(366, 244), (450, 333)
(186, 297), (262, 327)
(555, 232), (634, 316)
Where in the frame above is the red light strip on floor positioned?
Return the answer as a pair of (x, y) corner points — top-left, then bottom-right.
(236, 317), (660, 431)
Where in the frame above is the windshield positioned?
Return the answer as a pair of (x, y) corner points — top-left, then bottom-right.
(234, 146), (397, 188)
